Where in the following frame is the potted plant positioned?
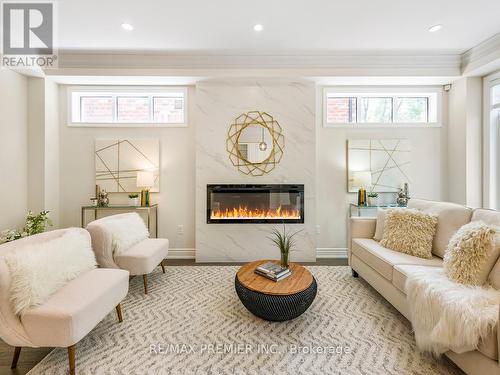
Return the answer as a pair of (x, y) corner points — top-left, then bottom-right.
(128, 193), (140, 206)
(268, 225), (302, 268)
(0, 211), (52, 244)
(367, 191), (379, 206)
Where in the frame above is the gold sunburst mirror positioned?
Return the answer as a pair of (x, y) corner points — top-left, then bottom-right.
(226, 111), (285, 176)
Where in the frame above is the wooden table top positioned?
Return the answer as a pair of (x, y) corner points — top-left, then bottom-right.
(236, 260), (313, 296)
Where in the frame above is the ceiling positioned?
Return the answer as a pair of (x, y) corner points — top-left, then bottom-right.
(57, 0), (500, 53)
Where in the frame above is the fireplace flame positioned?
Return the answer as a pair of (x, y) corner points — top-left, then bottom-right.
(211, 205), (301, 220)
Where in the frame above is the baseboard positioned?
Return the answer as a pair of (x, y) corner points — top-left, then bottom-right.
(316, 248), (348, 259)
(167, 248), (196, 259)
(167, 248), (347, 260)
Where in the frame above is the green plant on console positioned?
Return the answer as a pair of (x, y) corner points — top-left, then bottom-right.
(128, 193), (139, 198)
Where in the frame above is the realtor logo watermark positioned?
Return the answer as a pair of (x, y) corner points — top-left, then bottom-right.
(1, 1), (57, 68)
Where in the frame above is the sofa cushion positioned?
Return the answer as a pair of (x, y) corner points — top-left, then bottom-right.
(351, 239), (443, 281)
(373, 208), (386, 241)
(115, 238), (169, 276)
(21, 268), (129, 347)
(408, 199), (473, 258)
(393, 265), (498, 361)
(471, 209), (500, 289)
(477, 326), (499, 361)
(392, 265), (435, 294)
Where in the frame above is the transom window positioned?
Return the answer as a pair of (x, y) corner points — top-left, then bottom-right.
(69, 87), (187, 127)
(324, 88), (440, 127)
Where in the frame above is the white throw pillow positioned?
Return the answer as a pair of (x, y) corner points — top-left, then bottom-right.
(104, 213), (150, 255)
(4, 229), (97, 315)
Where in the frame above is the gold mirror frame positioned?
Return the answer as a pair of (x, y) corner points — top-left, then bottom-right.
(226, 111), (285, 176)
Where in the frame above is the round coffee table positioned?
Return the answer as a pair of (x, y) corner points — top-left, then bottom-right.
(235, 260), (317, 321)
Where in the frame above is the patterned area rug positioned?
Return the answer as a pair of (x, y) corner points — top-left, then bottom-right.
(28, 266), (462, 375)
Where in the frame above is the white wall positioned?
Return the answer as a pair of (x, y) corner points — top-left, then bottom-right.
(447, 77), (482, 207)
(27, 78), (45, 213)
(316, 87), (448, 251)
(0, 70), (28, 230)
(26, 78), (61, 226)
(55, 81), (451, 258)
(58, 86), (196, 251)
(195, 80), (316, 262)
(44, 79), (60, 227)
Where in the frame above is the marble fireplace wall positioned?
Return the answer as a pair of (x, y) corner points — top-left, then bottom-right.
(195, 80), (316, 262)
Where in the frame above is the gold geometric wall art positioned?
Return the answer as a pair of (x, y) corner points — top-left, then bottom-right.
(226, 111), (285, 176)
(95, 139), (160, 193)
(347, 139), (411, 193)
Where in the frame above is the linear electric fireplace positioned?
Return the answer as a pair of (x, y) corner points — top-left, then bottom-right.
(207, 184), (304, 224)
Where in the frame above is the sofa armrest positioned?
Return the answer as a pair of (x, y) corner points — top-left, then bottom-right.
(86, 223), (118, 269)
(348, 218), (377, 265)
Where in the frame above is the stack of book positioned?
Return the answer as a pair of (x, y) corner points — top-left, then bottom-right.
(255, 262), (291, 282)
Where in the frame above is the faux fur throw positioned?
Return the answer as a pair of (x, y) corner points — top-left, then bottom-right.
(406, 267), (500, 355)
(4, 230), (97, 315)
(103, 213), (149, 256)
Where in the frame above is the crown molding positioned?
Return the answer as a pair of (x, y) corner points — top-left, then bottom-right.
(50, 50), (462, 77)
(461, 32), (500, 76)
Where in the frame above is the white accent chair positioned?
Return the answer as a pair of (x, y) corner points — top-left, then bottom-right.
(86, 213), (169, 294)
(0, 228), (129, 375)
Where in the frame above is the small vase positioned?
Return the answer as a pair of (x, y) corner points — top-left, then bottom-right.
(129, 198), (139, 206)
(280, 251), (289, 269)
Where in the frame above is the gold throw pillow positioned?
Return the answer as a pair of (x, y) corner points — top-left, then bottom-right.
(380, 209), (437, 259)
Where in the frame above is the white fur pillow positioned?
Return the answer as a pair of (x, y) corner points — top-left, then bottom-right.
(4, 230), (97, 315)
(444, 221), (498, 285)
(380, 209), (438, 259)
(103, 213), (149, 255)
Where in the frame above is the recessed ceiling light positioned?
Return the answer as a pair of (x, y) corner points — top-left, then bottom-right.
(121, 23), (134, 31)
(428, 24), (442, 33)
(253, 24), (263, 32)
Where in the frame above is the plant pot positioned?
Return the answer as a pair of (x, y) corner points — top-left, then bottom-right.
(129, 198), (139, 206)
(367, 197), (378, 207)
(280, 252), (289, 269)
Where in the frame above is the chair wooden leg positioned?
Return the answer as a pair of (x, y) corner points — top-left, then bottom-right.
(143, 274), (148, 294)
(161, 260), (165, 273)
(11, 346), (21, 369)
(68, 345), (76, 375)
(116, 303), (123, 323)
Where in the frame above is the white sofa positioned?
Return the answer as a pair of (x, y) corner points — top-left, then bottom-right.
(349, 199), (500, 375)
(0, 228), (129, 375)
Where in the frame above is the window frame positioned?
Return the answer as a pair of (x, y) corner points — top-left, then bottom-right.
(483, 71), (500, 209)
(67, 86), (188, 128)
(323, 86), (442, 128)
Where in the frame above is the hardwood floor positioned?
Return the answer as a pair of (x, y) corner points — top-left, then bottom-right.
(0, 343), (50, 375)
(0, 258), (347, 375)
